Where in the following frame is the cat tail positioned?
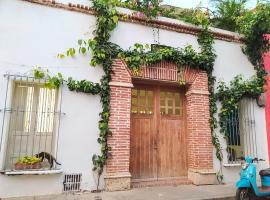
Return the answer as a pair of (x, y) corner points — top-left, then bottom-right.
(55, 160), (61, 165)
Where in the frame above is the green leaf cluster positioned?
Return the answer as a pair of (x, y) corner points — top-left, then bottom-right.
(67, 78), (101, 94)
(215, 3), (269, 153)
(117, 0), (161, 18)
(33, 68), (64, 89)
(16, 156), (41, 165)
(210, 0), (248, 32)
(216, 75), (265, 141)
(118, 44), (212, 72)
(87, 0), (122, 172)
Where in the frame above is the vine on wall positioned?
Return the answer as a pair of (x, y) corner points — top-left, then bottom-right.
(58, 0), (224, 182)
(216, 3), (270, 149)
(33, 68), (101, 94)
(216, 75), (266, 141)
(84, 0), (121, 174)
(55, 0), (269, 186)
(33, 68), (64, 89)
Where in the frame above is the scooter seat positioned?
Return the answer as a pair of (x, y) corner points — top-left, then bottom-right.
(259, 169), (270, 176)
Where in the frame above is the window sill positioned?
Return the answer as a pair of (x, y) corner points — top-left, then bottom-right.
(223, 163), (241, 167)
(1, 169), (63, 175)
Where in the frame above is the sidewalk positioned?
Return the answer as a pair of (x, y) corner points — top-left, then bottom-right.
(3, 184), (236, 200)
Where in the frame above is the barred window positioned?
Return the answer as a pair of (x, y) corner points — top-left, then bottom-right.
(226, 98), (258, 163)
(2, 76), (62, 171)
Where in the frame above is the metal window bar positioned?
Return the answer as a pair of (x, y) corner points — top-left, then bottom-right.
(63, 173), (82, 192)
(0, 74), (64, 171)
(227, 98), (258, 163)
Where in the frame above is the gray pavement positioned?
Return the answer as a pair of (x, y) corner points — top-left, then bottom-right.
(3, 184), (236, 200)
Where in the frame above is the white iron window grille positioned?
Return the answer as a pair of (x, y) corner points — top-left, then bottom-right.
(63, 173), (82, 192)
(0, 74), (63, 171)
(226, 98), (258, 164)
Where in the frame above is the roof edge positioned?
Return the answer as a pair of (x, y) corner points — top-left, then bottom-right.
(20, 0), (244, 43)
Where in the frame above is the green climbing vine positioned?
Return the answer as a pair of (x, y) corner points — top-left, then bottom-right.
(67, 78), (101, 94)
(33, 68), (64, 89)
(83, 0), (121, 174)
(216, 75), (265, 140)
(33, 68), (101, 94)
(58, 1), (122, 178)
(118, 12), (222, 164)
(58, 0), (223, 182)
(216, 3), (270, 150)
(57, 0), (269, 186)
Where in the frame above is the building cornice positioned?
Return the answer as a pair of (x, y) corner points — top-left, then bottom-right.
(21, 0), (244, 43)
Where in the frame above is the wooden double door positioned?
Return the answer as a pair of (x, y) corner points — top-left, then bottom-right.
(130, 85), (188, 180)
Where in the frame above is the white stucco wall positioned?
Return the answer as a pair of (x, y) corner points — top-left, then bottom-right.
(0, 0), (268, 198)
(212, 40), (269, 183)
(0, 0), (103, 198)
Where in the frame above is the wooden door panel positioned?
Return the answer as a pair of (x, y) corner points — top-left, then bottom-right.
(130, 117), (156, 179)
(158, 118), (187, 178)
(130, 85), (187, 180)
(158, 89), (187, 178)
(130, 87), (156, 179)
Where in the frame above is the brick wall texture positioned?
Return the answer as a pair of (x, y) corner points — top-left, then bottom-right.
(107, 59), (213, 177)
(107, 59), (132, 175)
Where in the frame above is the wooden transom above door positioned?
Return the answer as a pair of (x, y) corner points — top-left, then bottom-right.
(130, 85), (188, 180)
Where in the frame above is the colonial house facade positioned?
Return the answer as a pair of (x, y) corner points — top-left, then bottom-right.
(0, 0), (269, 198)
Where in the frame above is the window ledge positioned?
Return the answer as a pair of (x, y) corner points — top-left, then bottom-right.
(223, 163), (241, 167)
(1, 169), (63, 175)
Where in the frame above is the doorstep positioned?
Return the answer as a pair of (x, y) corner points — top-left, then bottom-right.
(131, 176), (192, 188)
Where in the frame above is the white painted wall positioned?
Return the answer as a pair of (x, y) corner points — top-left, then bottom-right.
(0, 0), (268, 197)
(212, 40), (269, 183)
(0, 0), (103, 198)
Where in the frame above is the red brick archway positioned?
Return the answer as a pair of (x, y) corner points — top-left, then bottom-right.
(104, 59), (216, 191)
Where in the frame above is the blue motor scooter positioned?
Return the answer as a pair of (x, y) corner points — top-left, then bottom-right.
(236, 156), (270, 200)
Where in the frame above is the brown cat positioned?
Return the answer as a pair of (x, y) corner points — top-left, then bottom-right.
(35, 152), (61, 168)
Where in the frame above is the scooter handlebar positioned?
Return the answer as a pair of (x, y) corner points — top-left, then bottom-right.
(253, 158), (265, 162)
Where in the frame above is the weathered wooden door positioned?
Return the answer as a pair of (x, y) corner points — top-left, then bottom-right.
(130, 85), (187, 180)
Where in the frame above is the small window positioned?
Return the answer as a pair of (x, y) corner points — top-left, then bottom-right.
(160, 91), (182, 116)
(4, 79), (60, 171)
(131, 88), (153, 115)
(226, 98), (258, 163)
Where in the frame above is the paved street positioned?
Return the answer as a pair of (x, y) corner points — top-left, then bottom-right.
(3, 184), (235, 200)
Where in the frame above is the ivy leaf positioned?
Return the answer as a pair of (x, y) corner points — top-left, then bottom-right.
(112, 15), (119, 24)
(57, 54), (65, 59)
(33, 68), (45, 79)
(81, 47), (86, 54)
(90, 59), (97, 67)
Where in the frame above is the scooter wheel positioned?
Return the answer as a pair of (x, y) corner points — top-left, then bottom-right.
(236, 188), (254, 200)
